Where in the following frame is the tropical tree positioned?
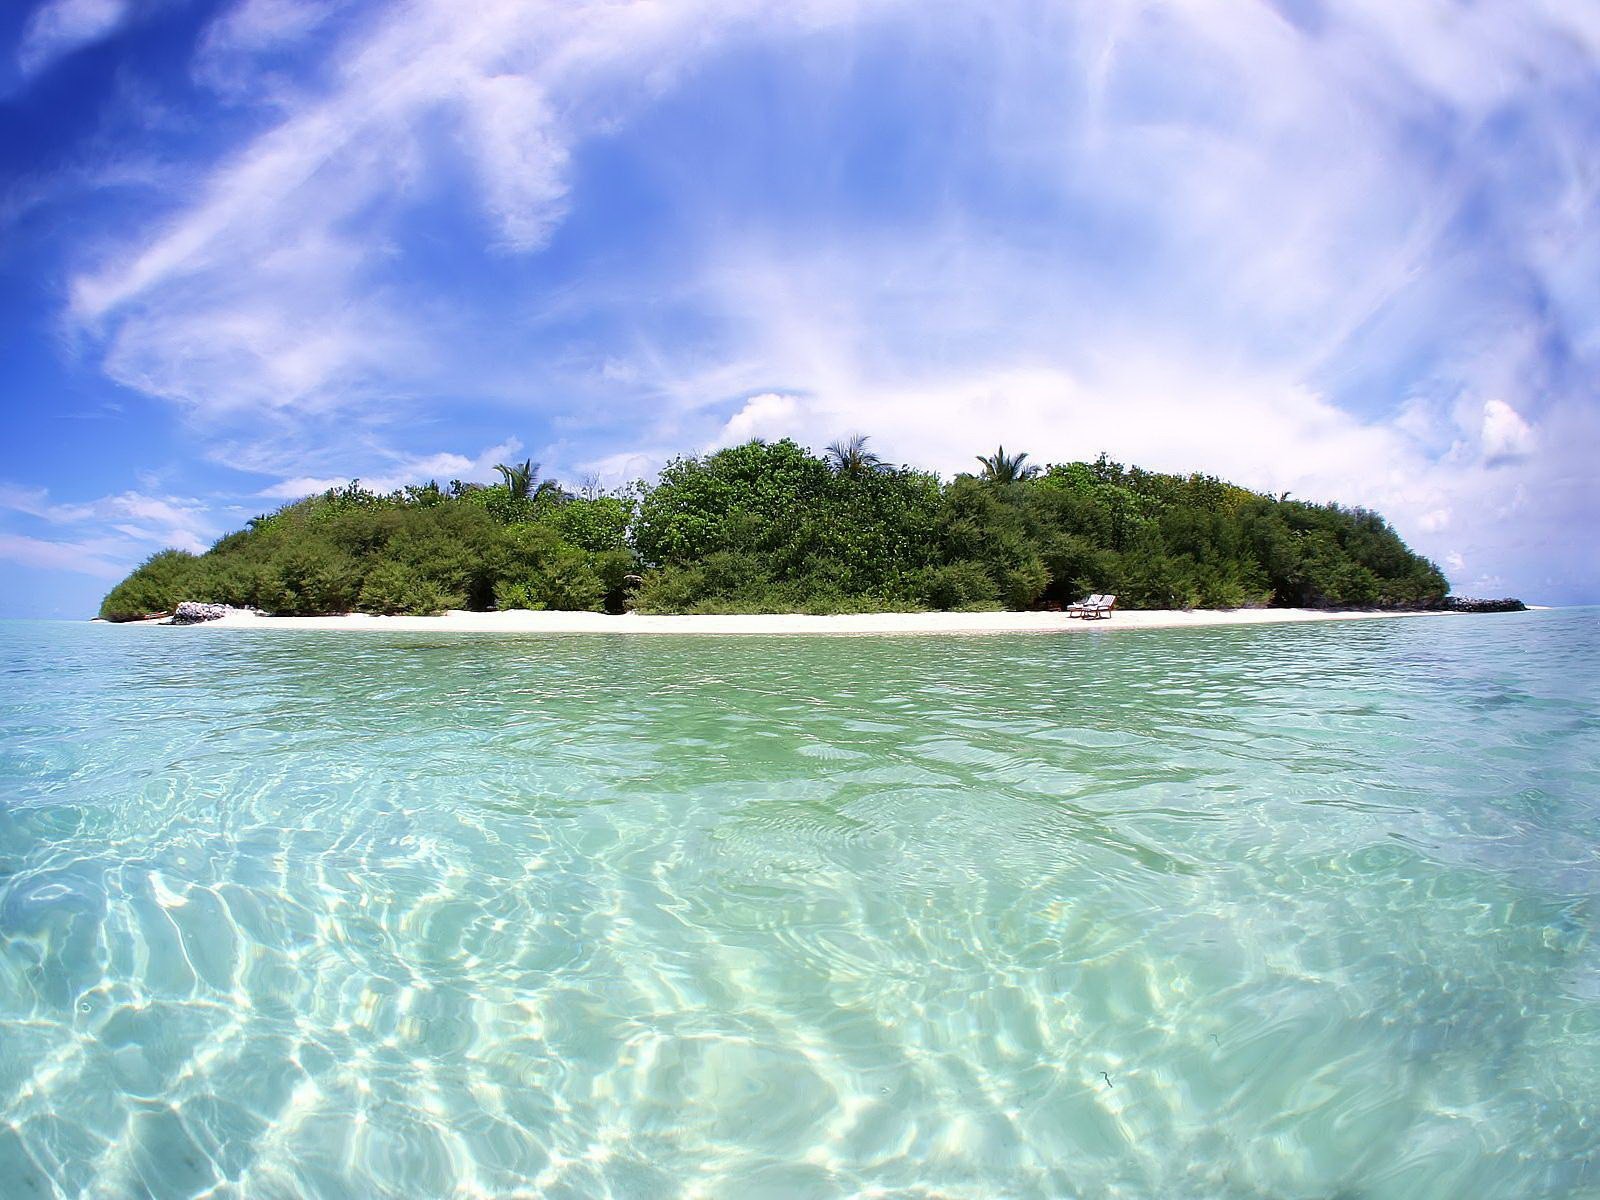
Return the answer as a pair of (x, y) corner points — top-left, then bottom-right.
(97, 436), (1451, 620)
(976, 446), (1040, 483)
(495, 459), (536, 499)
(825, 434), (886, 479)
(495, 458), (566, 502)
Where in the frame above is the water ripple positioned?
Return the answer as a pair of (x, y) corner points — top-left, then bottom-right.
(0, 610), (1596, 1197)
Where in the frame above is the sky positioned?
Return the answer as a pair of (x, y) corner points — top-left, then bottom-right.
(2, 0), (1597, 617)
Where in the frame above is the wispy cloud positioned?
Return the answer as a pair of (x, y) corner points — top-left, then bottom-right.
(197, 0), (343, 68)
(0, 479), (225, 600)
(0, 483), (215, 553)
(67, 0), (870, 429)
(17, 0), (130, 78)
(255, 437), (523, 499)
(0, 532), (128, 579)
(610, 1), (1600, 598)
(21, 0), (1600, 603)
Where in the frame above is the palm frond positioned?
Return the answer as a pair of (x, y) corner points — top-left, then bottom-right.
(976, 445), (1039, 483)
(494, 458), (539, 500)
(826, 433), (886, 478)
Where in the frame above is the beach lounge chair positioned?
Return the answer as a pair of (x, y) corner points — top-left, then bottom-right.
(1081, 594), (1117, 620)
(1065, 593), (1103, 617)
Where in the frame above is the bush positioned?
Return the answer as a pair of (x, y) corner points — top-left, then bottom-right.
(634, 439), (832, 567)
(97, 439), (1449, 618)
(555, 496), (634, 553)
(190, 554), (266, 609)
(358, 561), (463, 615)
(260, 540), (362, 615)
(386, 505), (501, 608)
(535, 546), (606, 611)
(699, 550), (768, 597)
(631, 565), (709, 613)
(591, 548), (638, 612)
(915, 561), (999, 610)
(494, 580), (540, 611)
(495, 546), (606, 611)
(1004, 557), (1050, 609)
(460, 484), (540, 525)
(98, 550), (200, 621)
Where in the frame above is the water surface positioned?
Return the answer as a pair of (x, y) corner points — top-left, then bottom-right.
(1, 612), (1596, 1198)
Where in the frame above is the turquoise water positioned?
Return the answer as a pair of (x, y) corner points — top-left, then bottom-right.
(0, 612), (1596, 1199)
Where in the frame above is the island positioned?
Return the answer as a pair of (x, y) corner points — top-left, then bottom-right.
(97, 438), (1488, 625)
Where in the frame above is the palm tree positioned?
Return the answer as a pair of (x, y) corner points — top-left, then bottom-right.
(976, 446), (1040, 483)
(531, 477), (567, 503)
(494, 459), (568, 503)
(826, 434), (886, 479)
(495, 459), (536, 499)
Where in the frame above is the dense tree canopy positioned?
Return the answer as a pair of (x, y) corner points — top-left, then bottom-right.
(98, 440), (1449, 620)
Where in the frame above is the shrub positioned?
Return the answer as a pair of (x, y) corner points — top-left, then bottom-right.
(699, 550), (768, 597)
(188, 555), (267, 609)
(358, 560), (463, 615)
(259, 540), (362, 615)
(495, 546), (605, 611)
(98, 550), (200, 621)
(915, 561), (999, 610)
(555, 496), (634, 553)
(1004, 557), (1050, 609)
(494, 580), (541, 611)
(631, 565), (708, 613)
(634, 439), (831, 567)
(533, 547), (606, 611)
(96, 440), (1450, 618)
(460, 484), (540, 525)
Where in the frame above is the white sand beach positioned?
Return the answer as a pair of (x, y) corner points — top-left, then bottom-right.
(133, 607), (1462, 635)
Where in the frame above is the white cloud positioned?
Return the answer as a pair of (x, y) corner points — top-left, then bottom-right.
(581, 0), (1596, 602)
(0, 484), (51, 515)
(574, 450), (663, 489)
(618, 249), (1588, 597)
(0, 532), (127, 579)
(1417, 509), (1451, 534)
(37, 0), (1600, 604)
(17, 0), (128, 78)
(709, 393), (806, 450)
(254, 476), (345, 500)
(459, 72), (570, 251)
(257, 437), (523, 499)
(1480, 398), (1535, 466)
(67, 0), (873, 433)
(199, 0), (336, 60)
(0, 484), (215, 554)
(696, 361), (1432, 502)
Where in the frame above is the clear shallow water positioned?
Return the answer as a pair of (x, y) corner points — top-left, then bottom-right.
(1, 612), (1597, 1200)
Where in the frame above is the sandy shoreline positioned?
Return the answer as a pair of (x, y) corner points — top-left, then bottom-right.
(120, 607), (1464, 635)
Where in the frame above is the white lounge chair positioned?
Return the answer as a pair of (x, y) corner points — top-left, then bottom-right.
(1065, 593), (1103, 617)
(1081, 594), (1117, 620)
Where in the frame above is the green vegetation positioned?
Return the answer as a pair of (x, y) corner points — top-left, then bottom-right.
(98, 440), (1448, 621)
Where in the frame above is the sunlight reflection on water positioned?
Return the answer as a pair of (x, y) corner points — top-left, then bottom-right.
(0, 611), (1596, 1198)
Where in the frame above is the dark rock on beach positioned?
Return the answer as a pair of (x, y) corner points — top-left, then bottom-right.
(1442, 597), (1527, 613)
(167, 602), (229, 625)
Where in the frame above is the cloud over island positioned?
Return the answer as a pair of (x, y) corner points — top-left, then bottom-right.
(3, 0), (1598, 613)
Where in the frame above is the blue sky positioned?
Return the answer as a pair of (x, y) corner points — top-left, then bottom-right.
(3, 0), (1597, 617)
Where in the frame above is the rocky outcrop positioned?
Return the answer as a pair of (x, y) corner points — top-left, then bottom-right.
(1442, 597), (1527, 613)
(167, 602), (230, 625)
